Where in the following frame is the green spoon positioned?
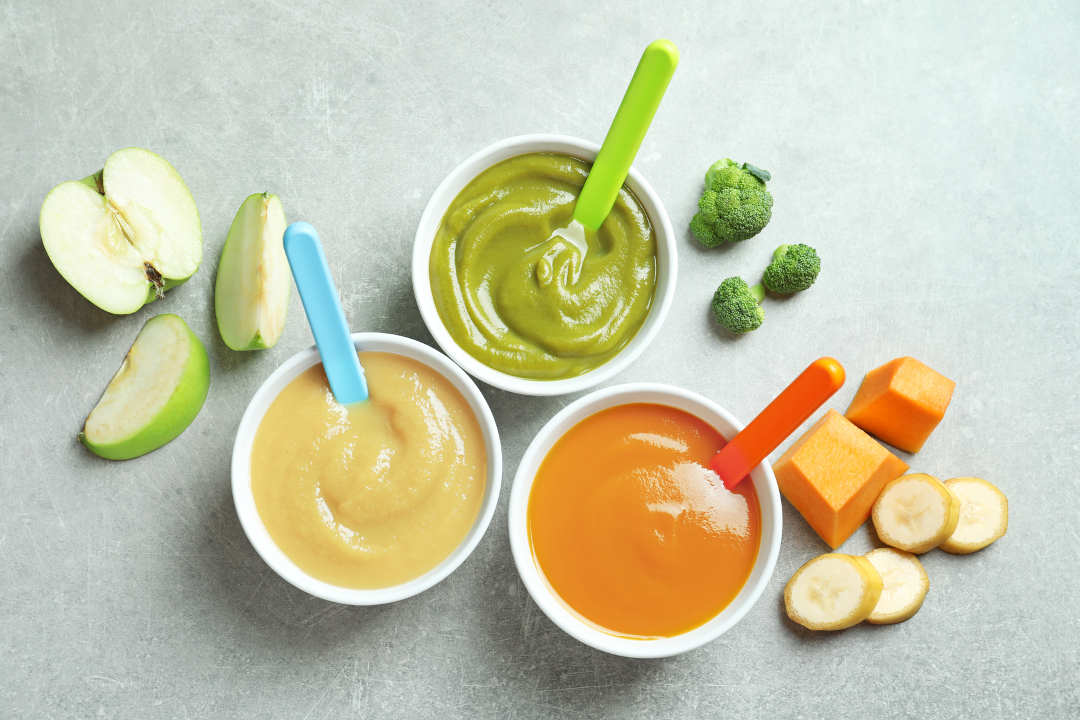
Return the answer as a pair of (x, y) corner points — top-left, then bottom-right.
(548, 39), (679, 262)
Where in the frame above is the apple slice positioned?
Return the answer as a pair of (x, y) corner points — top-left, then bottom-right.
(40, 148), (202, 314)
(79, 314), (210, 460)
(214, 193), (290, 350)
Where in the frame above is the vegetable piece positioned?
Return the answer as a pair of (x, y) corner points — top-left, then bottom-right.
(863, 548), (929, 625)
(711, 277), (765, 333)
(845, 357), (955, 453)
(773, 409), (909, 549)
(938, 477), (1008, 554)
(784, 553), (883, 631)
(763, 244), (821, 293)
(872, 473), (960, 554)
(690, 159), (773, 247)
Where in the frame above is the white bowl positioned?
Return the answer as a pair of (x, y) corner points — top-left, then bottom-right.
(508, 384), (782, 658)
(412, 134), (678, 396)
(232, 333), (502, 605)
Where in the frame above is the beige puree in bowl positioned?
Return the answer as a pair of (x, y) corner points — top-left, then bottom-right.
(251, 351), (487, 589)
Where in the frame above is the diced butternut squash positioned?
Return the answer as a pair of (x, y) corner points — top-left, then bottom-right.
(845, 357), (955, 453)
(773, 409), (909, 549)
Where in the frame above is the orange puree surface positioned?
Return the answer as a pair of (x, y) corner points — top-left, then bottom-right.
(529, 403), (761, 638)
(251, 352), (486, 589)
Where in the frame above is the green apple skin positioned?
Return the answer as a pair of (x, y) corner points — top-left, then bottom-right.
(214, 192), (290, 351)
(40, 148), (203, 315)
(78, 314), (210, 460)
(77, 169), (104, 193)
(221, 318), (276, 351)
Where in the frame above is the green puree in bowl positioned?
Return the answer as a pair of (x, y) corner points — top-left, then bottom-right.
(430, 153), (657, 379)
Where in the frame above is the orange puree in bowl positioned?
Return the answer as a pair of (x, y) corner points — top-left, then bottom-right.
(528, 403), (761, 638)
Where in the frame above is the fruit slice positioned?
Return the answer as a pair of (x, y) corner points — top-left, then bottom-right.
(78, 314), (210, 460)
(40, 148), (202, 314)
(784, 553), (883, 631)
(214, 193), (290, 350)
(863, 548), (929, 624)
(938, 477), (1008, 554)
(872, 473), (960, 554)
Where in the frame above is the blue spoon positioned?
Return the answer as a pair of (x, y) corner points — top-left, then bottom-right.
(282, 221), (368, 406)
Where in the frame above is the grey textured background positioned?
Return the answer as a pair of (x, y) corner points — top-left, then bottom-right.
(2, 1), (1078, 717)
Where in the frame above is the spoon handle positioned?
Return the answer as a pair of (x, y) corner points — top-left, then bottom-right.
(282, 222), (368, 405)
(712, 358), (846, 489)
(574, 39), (679, 230)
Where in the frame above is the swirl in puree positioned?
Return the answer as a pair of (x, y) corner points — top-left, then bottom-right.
(430, 153), (657, 379)
(251, 351), (487, 589)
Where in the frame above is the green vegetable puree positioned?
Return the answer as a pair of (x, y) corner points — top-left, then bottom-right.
(430, 153), (656, 379)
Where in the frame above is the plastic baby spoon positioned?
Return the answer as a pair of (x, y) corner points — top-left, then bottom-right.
(282, 221), (369, 406)
(712, 357), (846, 489)
(547, 39), (680, 257)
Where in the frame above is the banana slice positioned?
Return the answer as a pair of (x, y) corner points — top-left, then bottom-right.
(938, 477), (1008, 554)
(872, 473), (960, 554)
(863, 548), (929, 624)
(784, 554), (883, 631)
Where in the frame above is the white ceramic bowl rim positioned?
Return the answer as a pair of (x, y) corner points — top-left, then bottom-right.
(508, 383), (782, 658)
(231, 332), (503, 605)
(412, 134), (678, 397)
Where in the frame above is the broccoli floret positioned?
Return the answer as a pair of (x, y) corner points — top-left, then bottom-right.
(763, 244), (821, 293)
(712, 277), (765, 333)
(691, 159), (774, 247)
(689, 209), (719, 246)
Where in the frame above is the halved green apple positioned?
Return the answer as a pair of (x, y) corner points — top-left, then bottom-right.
(78, 314), (210, 460)
(213, 192), (290, 350)
(40, 148), (203, 314)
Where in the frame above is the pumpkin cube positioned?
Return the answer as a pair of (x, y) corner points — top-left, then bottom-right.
(774, 410), (909, 549)
(845, 357), (955, 453)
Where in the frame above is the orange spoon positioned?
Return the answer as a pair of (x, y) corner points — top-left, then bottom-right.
(711, 357), (846, 489)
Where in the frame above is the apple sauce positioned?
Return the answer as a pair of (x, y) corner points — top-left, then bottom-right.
(250, 351), (487, 589)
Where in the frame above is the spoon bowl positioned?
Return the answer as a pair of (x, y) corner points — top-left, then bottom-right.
(232, 332), (503, 604)
(508, 383), (782, 657)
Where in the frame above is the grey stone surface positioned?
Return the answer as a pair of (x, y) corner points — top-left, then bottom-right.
(1, 0), (1078, 717)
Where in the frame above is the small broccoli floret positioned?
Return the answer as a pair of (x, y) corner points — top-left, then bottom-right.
(763, 244), (821, 293)
(712, 277), (765, 333)
(691, 159), (774, 247)
(689, 211), (720, 247)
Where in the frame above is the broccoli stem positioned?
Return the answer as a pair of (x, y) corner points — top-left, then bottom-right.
(705, 158), (738, 188)
(773, 244), (790, 262)
(750, 283), (765, 304)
